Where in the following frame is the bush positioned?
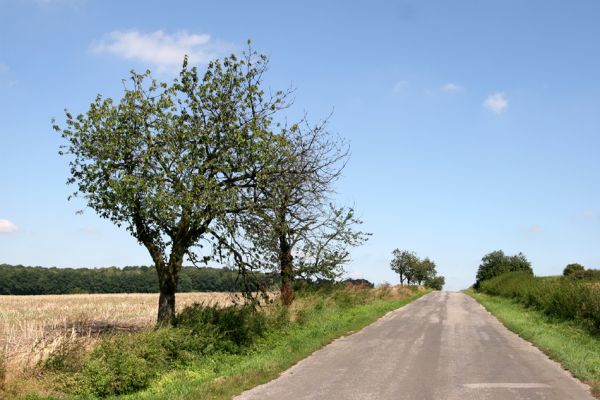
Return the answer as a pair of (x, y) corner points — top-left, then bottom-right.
(565, 268), (600, 282)
(475, 250), (532, 288)
(563, 263), (585, 276)
(68, 303), (269, 397)
(175, 303), (267, 352)
(478, 271), (600, 333)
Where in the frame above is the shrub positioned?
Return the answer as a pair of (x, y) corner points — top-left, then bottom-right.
(478, 271), (600, 333)
(175, 303), (267, 351)
(71, 303), (269, 397)
(565, 268), (600, 282)
(563, 263), (585, 276)
(475, 250), (532, 288)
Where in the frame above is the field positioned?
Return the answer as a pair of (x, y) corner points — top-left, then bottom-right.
(0, 292), (237, 380)
(0, 286), (426, 399)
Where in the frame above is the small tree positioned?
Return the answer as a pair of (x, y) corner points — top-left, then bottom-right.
(390, 249), (419, 285)
(563, 263), (585, 276)
(414, 257), (436, 285)
(475, 250), (533, 288)
(424, 275), (445, 290)
(54, 49), (290, 324)
(219, 120), (369, 305)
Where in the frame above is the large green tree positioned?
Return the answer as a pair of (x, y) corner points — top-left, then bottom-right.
(54, 49), (289, 324)
(475, 250), (532, 288)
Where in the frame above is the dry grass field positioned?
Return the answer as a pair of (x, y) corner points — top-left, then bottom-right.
(0, 292), (238, 380)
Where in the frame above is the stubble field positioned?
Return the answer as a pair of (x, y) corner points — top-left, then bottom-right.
(0, 292), (238, 380)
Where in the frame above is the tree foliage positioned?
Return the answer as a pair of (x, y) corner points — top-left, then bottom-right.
(390, 249), (445, 289)
(390, 249), (418, 285)
(474, 250), (532, 288)
(0, 264), (276, 295)
(54, 48), (291, 323)
(215, 117), (369, 305)
(563, 263), (585, 276)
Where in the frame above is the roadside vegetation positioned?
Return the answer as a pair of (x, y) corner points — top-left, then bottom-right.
(467, 290), (600, 397)
(470, 251), (600, 397)
(53, 44), (368, 324)
(476, 270), (600, 333)
(1, 285), (427, 400)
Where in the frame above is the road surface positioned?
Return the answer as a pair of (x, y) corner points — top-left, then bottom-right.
(236, 291), (594, 400)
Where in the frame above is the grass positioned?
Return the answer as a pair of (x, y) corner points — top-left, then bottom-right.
(0, 293), (238, 382)
(4, 285), (428, 399)
(466, 289), (600, 397)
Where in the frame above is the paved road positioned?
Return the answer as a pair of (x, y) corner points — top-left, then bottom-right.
(236, 291), (594, 400)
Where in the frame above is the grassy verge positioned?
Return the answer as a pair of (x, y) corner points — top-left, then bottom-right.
(14, 286), (428, 400)
(466, 289), (600, 397)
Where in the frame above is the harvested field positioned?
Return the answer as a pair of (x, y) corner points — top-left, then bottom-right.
(0, 292), (238, 378)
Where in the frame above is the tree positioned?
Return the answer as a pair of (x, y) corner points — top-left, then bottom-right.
(424, 275), (445, 290)
(390, 249), (419, 285)
(54, 49), (290, 324)
(414, 257), (436, 285)
(563, 263), (585, 276)
(217, 119), (369, 305)
(475, 250), (533, 288)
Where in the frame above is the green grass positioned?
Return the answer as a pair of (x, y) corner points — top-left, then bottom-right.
(19, 287), (428, 400)
(118, 289), (428, 400)
(466, 289), (600, 397)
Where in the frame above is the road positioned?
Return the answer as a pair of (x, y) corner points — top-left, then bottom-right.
(236, 291), (594, 400)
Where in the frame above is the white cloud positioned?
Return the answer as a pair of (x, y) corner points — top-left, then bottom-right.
(92, 30), (230, 71)
(527, 224), (543, 234)
(0, 219), (18, 234)
(579, 209), (598, 221)
(441, 82), (464, 93)
(80, 226), (97, 233)
(0, 63), (9, 74)
(483, 92), (508, 114)
(392, 80), (409, 94)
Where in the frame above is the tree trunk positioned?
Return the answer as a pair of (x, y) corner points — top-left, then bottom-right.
(279, 234), (294, 306)
(156, 242), (185, 325)
(158, 288), (176, 324)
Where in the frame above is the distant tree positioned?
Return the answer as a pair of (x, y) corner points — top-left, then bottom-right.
(54, 49), (290, 324)
(414, 257), (436, 285)
(390, 249), (419, 285)
(424, 275), (445, 290)
(342, 278), (374, 288)
(563, 263), (585, 276)
(475, 250), (533, 288)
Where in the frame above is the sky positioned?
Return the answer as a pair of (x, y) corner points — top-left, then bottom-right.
(1, 0), (600, 291)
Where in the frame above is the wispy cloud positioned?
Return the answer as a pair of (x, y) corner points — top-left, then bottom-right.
(579, 209), (598, 221)
(0, 219), (18, 234)
(527, 224), (543, 234)
(392, 80), (409, 94)
(92, 30), (232, 72)
(80, 226), (97, 233)
(441, 82), (464, 93)
(483, 92), (508, 114)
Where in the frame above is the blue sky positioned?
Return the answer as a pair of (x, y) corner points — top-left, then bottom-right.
(1, 0), (599, 290)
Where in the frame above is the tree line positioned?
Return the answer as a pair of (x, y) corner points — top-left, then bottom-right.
(389, 249), (445, 290)
(53, 44), (369, 323)
(0, 264), (276, 295)
(474, 250), (599, 287)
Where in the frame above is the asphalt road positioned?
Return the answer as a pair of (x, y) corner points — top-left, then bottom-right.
(236, 291), (594, 400)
